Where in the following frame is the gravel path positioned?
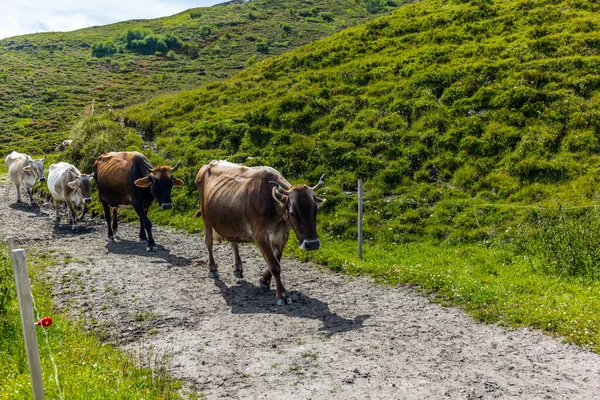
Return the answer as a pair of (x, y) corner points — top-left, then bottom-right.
(1, 177), (599, 399)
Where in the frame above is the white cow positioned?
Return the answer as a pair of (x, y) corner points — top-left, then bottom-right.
(47, 162), (93, 230)
(5, 151), (46, 204)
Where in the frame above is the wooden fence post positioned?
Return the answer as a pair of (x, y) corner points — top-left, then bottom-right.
(358, 180), (363, 260)
(7, 237), (45, 400)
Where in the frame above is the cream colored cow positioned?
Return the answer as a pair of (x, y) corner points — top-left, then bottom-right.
(5, 151), (46, 205)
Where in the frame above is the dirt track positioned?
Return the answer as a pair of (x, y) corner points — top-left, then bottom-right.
(2, 177), (600, 399)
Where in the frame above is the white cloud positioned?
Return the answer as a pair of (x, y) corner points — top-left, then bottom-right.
(0, 0), (223, 39)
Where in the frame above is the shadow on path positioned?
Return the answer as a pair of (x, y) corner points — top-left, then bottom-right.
(214, 279), (370, 335)
(107, 238), (191, 267)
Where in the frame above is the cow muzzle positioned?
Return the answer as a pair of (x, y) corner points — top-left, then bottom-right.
(300, 239), (321, 251)
(159, 203), (174, 210)
(38, 177), (46, 182)
(83, 198), (92, 203)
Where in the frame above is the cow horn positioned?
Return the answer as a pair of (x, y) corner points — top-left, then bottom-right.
(171, 160), (181, 171)
(269, 181), (290, 195)
(311, 174), (326, 191)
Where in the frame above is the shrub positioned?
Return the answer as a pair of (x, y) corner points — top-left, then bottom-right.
(256, 40), (269, 53)
(364, 0), (387, 13)
(165, 50), (176, 60)
(123, 28), (181, 55)
(281, 23), (292, 33)
(199, 26), (211, 37)
(91, 40), (118, 57)
(123, 27), (152, 44)
(189, 10), (202, 19)
(320, 12), (334, 22)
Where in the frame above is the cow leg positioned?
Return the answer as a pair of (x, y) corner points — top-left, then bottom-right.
(133, 203), (155, 251)
(112, 209), (119, 234)
(204, 224), (219, 279)
(231, 242), (243, 278)
(256, 237), (291, 305)
(78, 203), (88, 221)
(25, 186), (34, 205)
(66, 200), (76, 230)
(102, 201), (115, 242)
(52, 198), (60, 223)
(14, 183), (22, 203)
(261, 241), (285, 291)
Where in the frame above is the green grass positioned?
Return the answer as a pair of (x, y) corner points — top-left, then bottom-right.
(288, 236), (600, 352)
(65, 0), (600, 250)
(0, 0), (405, 156)
(0, 247), (181, 399)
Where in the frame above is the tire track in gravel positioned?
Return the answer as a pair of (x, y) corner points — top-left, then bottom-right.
(1, 177), (599, 399)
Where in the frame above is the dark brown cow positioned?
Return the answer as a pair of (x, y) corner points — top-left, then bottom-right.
(195, 160), (325, 305)
(94, 151), (184, 251)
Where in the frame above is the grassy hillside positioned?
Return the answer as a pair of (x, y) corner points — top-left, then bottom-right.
(70, 0), (600, 247)
(0, 0), (593, 352)
(0, 0), (403, 155)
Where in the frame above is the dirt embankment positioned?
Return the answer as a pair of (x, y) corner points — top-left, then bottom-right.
(1, 178), (599, 399)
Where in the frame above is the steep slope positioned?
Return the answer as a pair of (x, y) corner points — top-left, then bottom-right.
(0, 0), (404, 154)
(72, 0), (600, 245)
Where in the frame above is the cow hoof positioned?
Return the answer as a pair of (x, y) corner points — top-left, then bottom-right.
(259, 279), (270, 291)
(286, 297), (293, 305)
(109, 237), (115, 243)
(233, 270), (243, 279)
(277, 298), (286, 306)
(208, 271), (219, 279)
(146, 245), (157, 252)
(139, 238), (147, 243)
(16, 199), (22, 204)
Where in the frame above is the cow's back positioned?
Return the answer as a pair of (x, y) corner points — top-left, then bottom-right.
(48, 162), (81, 201)
(197, 161), (287, 241)
(94, 152), (151, 207)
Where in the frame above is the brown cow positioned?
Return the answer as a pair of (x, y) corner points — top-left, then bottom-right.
(94, 151), (184, 251)
(195, 160), (325, 305)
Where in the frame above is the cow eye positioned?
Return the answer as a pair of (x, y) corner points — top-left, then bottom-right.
(290, 210), (297, 218)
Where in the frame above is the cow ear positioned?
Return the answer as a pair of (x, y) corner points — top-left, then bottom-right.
(67, 181), (78, 189)
(173, 178), (184, 187)
(315, 197), (325, 208)
(134, 177), (152, 188)
(272, 187), (288, 206)
(23, 166), (32, 172)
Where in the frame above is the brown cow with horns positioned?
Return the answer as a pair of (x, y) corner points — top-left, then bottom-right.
(94, 151), (184, 251)
(195, 160), (325, 305)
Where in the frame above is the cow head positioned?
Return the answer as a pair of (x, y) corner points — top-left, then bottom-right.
(67, 174), (93, 203)
(271, 174), (325, 251)
(23, 156), (46, 182)
(134, 161), (184, 210)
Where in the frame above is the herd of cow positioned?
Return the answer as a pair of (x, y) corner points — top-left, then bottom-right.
(5, 150), (326, 305)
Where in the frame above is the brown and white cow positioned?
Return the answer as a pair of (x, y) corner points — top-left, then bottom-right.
(94, 151), (184, 251)
(5, 151), (46, 205)
(47, 162), (93, 230)
(195, 160), (325, 305)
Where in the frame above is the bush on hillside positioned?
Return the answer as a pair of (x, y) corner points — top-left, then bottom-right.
(91, 40), (119, 57)
(123, 28), (182, 56)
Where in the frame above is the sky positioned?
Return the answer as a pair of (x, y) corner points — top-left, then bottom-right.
(0, 0), (225, 39)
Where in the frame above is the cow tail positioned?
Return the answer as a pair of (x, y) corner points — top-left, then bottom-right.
(193, 209), (202, 218)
